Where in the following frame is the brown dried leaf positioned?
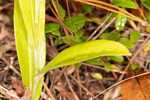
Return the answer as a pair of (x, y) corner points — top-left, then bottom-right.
(120, 71), (150, 100)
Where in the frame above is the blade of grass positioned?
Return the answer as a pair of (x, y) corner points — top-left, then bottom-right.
(14, 0), (46, 99)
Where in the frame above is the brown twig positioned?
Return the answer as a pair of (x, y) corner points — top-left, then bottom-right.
(40, 78), (56, 100)
(70, 75), (94, 96)
(45, 14), (58, 23)
(84, 0), (141, 20)
(87, 13), (112, 41)
(0, 85), (20, 100)
(66, 0), (71, 17)
(129, 20), (139, 31)
(2, 57), (21, 77)
(49, 0), (74, 44)
(93, 17), (116, 40)
(64, 73), (80, 100)
(75, 0), (147, 24)
(76, 68), (82, 97)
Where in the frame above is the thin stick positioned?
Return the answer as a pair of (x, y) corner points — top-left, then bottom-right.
(66, 0), (71, 17)
(40, 78), (56, 100)
(70, 75), (94, 96)
(56, 0), (64, 20)
(64, 73), (80, 100)
(85, 0), (140, 20)
(64, 26), (71, 44)
(87, 13), (112, 41)
(50, 0), (74, 43)
(10, 57), (21, 76)
(2, 57), (21, 76)
(52, 0), (62, 20)
(45, 14), (58, 23)
(93, 17), (116, 40)
(76, 68), (82, 96)
(0, 85), (20, 100)
(75, 0), (146, 24)
(49, 0), (72, 44)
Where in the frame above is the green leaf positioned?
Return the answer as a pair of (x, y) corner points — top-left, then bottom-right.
(64, 14), (86, 33)
(54, 30), (87, 46)
(55, 1), (66, 19)
(86, 57), (103, 65)
(62, 36), (71, 44)
(120, 38), (134, 48)
(115, 14), (127, 31)
(100, 32), (120, 40)
(141, 0), (150, 10)
(39, 40), (131, 75)
(112, 0), (138, 9)
(146, 13), (150, 23)
(100, 62), (120, 72)
(14, 0), (45, 99)
(45, 23), (60, 36)
(73, 31), (85, 44)
(120, 30), (140, 49)
(82, 4), (93, 13)
(62, 30), (86, 45)
(108, 56), (124, 62)
(144, 42), (150, 51)
(131, 63), (138, 70)
(130, 30), (140, 43)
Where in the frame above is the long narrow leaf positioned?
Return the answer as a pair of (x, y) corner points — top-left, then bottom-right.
(14, 0), (45, 99)
(39, 40), (131, 75)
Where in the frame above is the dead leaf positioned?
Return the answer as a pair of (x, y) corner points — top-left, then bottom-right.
(120, 70), (150, 100)
(138, 75), (150, 99)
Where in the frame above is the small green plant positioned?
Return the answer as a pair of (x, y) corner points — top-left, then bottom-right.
(120, 30), (141, 49)
(45, 12), (87, 45)
(14, 0), (131, 100)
